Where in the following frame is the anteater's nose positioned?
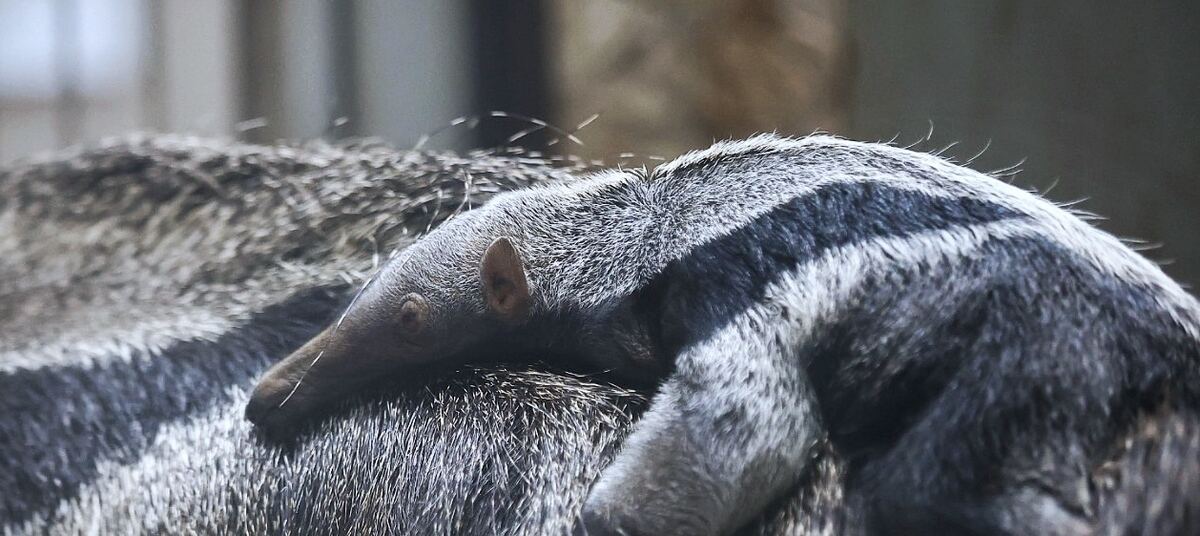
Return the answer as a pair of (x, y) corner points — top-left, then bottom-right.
(244, 390), (277, 426)
(245, 374), (300, 429)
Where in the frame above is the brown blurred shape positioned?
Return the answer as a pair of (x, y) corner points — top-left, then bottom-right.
(549, 0), (853, 162)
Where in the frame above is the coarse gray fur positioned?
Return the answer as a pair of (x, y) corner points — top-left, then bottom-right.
(0, 136), (846, 535)
(246, 134), (1200, 535)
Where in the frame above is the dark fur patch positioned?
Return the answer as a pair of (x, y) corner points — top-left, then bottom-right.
(0, 286), (347, 524)
(657, 180), (1025, 352)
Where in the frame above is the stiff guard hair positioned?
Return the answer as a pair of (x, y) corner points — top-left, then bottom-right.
(3, 135), (1198, 535)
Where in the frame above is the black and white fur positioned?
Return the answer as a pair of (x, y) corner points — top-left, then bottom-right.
(4, 135), (1197, 535)
(2, 136), (849, 535)
(248, 133), (1200, 535)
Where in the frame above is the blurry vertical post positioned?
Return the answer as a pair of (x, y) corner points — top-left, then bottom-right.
(467, 0), (553, 150)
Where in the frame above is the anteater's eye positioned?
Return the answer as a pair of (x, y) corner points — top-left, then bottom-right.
(399, 293), (429, 333)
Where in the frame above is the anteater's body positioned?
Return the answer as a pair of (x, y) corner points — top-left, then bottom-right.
(2, 136), (1197, 535)
(0, 137), (843, 535)
(247, 135), (1200, 535)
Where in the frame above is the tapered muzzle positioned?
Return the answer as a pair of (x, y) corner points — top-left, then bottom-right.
(245, 326), (372, 432)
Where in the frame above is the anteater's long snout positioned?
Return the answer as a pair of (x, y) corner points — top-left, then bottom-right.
(245, 326), (365, 432)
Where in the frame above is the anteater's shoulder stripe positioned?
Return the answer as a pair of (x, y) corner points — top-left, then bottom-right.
(658, 180), (1027, 346)
(671, 217), (1049, 378)
(649, 133), (1200, 341)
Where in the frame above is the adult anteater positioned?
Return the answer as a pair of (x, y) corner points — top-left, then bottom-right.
(0, 136), (1194, 535)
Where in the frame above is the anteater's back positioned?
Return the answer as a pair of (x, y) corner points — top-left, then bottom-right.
(0, 136), (1194, 534)
(0, 137), (846, 535)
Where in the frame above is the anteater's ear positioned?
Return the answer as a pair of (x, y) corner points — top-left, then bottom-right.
(481, 237), (531, 322)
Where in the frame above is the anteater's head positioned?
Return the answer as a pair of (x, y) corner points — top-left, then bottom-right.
(245, 208), (534, 432)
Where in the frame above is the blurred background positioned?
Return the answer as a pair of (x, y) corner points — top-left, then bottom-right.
(0, 0), (1197, 287)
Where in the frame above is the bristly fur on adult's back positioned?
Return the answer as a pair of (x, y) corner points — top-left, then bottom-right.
(0, 135), (1196, 535)
(0, 136), (847, 535)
